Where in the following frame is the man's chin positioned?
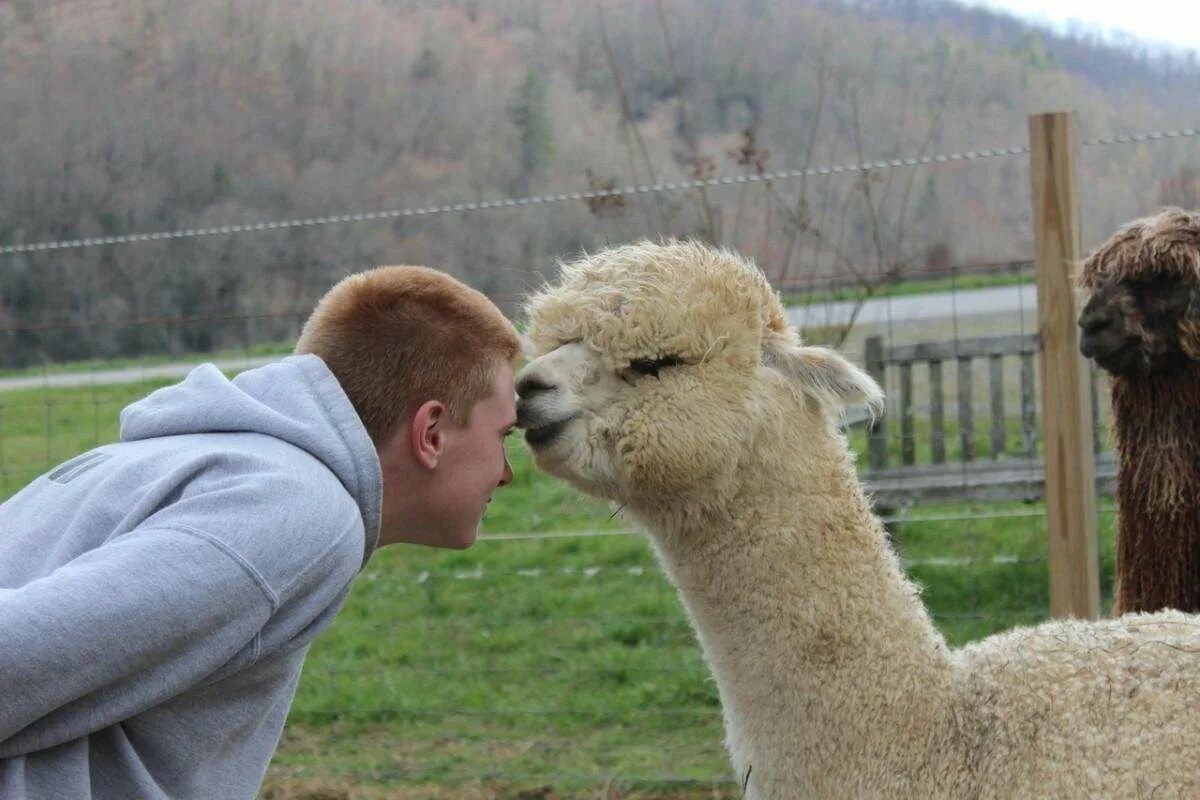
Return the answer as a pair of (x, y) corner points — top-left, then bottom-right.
(407, 523), (479, 551)
(443, 525), (479, 550)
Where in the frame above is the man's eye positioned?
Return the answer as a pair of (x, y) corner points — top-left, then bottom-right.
(627, 355), (684, 378)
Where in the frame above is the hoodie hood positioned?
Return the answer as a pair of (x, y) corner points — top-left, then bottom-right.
(120, 354), (382, 565)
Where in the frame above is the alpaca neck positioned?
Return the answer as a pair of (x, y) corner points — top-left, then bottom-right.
(1111, 368), (1200, 614)
(636, 416), (955, 794)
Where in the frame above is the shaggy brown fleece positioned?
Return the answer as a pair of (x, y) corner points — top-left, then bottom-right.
(1080, 207), (1200, 289)
(1109, 365), (1200, 614)
(1081, 206), (1200, 615)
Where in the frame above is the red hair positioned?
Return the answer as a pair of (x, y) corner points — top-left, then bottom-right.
(295, 265), (521, 445)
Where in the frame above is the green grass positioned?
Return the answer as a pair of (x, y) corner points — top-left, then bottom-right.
(0, 376), (1112, 799)
(0, 341), (294, 379)
(0, 380), (175, 497)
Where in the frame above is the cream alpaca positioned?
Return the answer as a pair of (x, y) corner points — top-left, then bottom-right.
(515, 240), (1200, 799)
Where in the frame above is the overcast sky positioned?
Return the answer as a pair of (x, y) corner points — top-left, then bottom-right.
(966, 0), (1200, 55)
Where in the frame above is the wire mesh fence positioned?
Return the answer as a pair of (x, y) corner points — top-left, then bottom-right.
(0, 121), (1191, 796)
(0, 290), (1122, 797)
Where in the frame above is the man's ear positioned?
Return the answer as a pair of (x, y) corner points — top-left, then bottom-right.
(410, 400), (447, 470)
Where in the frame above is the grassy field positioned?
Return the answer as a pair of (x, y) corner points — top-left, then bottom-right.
(0, 368), (1115, 800)
(0, 341), (295, 379)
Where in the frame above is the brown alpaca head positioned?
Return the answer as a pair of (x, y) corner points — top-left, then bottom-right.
(1078, 207), (1200, 379)
(1078, 277), (1199, 377)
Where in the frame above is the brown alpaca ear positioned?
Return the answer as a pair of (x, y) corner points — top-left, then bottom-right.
(1180, 290), (1200, 361)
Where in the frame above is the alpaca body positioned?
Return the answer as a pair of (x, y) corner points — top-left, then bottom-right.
(516, 240), (1200, 798)
(1079, 207), (1200, 614)
(1109, 366), (1200, 614)
(640, 405), (1200, 799)
(953, 612), (1200, 798)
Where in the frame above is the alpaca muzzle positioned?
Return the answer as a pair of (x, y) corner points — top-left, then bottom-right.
(516, 388), (577, 447)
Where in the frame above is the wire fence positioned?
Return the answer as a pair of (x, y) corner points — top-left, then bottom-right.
(2, 128), (1196, 257)
(0, 119), (1190, 797)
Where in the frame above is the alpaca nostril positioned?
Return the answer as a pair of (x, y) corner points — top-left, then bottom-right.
(516, 375), (556, 399)
(1078, 309), (1112, 334)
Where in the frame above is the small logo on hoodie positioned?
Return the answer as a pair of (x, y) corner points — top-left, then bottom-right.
(47, 451), (112, 484)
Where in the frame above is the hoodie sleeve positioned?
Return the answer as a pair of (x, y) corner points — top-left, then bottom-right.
(0, 525), (276, 757)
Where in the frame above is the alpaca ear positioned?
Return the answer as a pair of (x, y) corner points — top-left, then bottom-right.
(766, 344), (885, 414)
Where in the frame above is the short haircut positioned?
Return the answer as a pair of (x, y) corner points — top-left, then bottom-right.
(295, 265), (521, 445)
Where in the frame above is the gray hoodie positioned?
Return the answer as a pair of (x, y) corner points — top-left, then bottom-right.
(0, 355), (382, 799)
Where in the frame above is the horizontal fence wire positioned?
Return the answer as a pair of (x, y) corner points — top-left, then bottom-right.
(295, 707), (723, 721)
(351, 554), (1047, 583)
(2, 127), (1195, 256)
(478, 505), (1114, 539)
(271, 764), (737, 790)
(296, 604), (1055, 635)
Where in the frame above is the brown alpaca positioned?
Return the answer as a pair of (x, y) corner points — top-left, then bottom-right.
(1078, 207), (1200, 615)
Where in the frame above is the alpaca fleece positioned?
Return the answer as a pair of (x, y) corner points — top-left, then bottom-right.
(518, 240), (1200, 799)
(1080, 206), (1200, 615)
(1079, 207), (1200, 289)
(1110, 366), (1200, 613)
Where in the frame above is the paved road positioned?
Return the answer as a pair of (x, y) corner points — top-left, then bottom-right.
(785, 284), (1037, 327)
(1, 285), (1036, 392)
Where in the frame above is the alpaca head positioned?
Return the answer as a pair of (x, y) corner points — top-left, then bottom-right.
(1078, 207), (1200, 378)
(515, 240), (882, 507)
(1078, 277), (1199, 376)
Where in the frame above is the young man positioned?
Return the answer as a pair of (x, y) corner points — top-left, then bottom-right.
(0, 265), (521, 798)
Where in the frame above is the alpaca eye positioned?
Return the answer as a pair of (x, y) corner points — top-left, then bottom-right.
(627, 355), (684, 378)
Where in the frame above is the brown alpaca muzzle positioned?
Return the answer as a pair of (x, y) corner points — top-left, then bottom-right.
(1078, 300), (1147, 376)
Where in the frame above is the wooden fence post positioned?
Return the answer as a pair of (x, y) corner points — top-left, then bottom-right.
(864, 335), (888, 471)
(1028, 111), (1100, 619)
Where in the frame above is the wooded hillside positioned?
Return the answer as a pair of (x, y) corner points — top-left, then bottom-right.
(0, 0), (1196, 364)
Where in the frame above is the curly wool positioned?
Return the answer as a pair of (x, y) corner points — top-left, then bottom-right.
(1110, 366), (1200, 614)
(1079, 206), (1200, 289)
(523, 239), (1200, 799)
(1079, 208), (1200, 615)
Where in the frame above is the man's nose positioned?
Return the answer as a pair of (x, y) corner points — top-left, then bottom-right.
(499, 456), (514, 488)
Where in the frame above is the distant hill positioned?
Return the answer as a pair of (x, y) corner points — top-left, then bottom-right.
(0, 0), (1195, 364)
(857, 0), (1200, 97)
